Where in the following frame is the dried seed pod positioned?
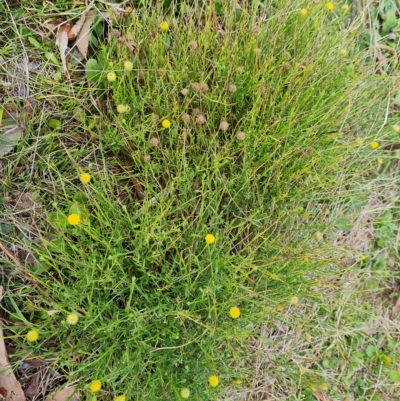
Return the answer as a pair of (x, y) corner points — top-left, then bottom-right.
(219, 121), (229, 131)
(191, 82), (200, 91)
(200, 83), (209, 93)
(150, 137), (159, 147)
(236, 131), (245, 141)
(196, 115), (206, 125)
(228, 84), (237, 93)
(192, 108), (201, 116)
(181, 113), (190, 123)
(181, 88), (189, 96)
(189, 41), (198, 50)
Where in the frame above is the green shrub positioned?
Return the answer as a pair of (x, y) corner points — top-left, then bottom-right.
(4, 1), (390, 400)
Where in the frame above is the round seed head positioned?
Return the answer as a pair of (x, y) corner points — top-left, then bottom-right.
(141, 153), (151, 163)
(189, 41), (198, 50)
(181, 88), (189, 96)
(252, 26), (261, 35)
(196, 115), (206, 125)
(191, 82), (200, 91)
(236, 131), (245, 141)
(150, 137), (159, 147)
(200, 83), (209, 93)
(219, 121), (229, 131)
(283, 62), (290, 70)
(192, 108), (201, 116)
(181, 113), (190, 123)
(228, 84), (237, 93)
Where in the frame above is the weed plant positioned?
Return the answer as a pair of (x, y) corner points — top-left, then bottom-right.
(0, 1), (392, 400)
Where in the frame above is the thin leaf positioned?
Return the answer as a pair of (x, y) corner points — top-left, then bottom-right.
(68, 12), (87, 40)
(56, 24), (71, 77)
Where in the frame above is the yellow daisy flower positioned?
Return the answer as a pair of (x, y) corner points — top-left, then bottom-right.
(107, 72), (116, 82)
(300, 8), (307, 16)
(161, 119), (171, 128)
(67, 214), (80, 226)
(208, 375), (219, 388)
(27, 330), (39, 342)
(80, 173), (91, 184)
(159, 21), (169, 31)
(124, 61), (133, 71)
(89, 380), (101, 393)
(370, 141), (379, 149)
(229, 306), (241, 319)
(180, 388), (190, 399)
(67, 313), (79, 325)
(205, 234), (215, 244)
(325, 2), (334, 11)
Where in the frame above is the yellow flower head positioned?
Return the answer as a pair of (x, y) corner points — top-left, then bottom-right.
(205, 234), (215, 244)
(80, 173), (91, 184)
(162, 119), (171, 129)
(325, 2), (334, 11)
(89, 380), (102, 393)
(67, 214), (80, 226)
(159, 21), (169, 31)
(229, 306), (241, 319)
(290, 296), (299, 305)
(27, 330), (39, 342)
(315, 231), (323, 240)
(116, 396), (126, 401)
(107, 72), (116, 82)
(392, 124), (400, 132)
(117, 105), (130, 114)
(67, 313), (79, 325)
(381, 355), (392, 366)
(124, 61), (133, 71)
(208, 375), (219, 388)
(300, 8), (307, 16)
(360, 254), (367, 260)
(340, 49), (347, 56)
(180, 388), (190, 399)
(370, 141), (379, 149)
(342, 4), (349, 12)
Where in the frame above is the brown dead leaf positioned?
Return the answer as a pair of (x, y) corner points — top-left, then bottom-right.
(56, 24), (71, 78)
(24, 372), (40, 397)
(45, 385), (79, 401)
(0, 286), (26, 401)
(384, 143), (400, 151)
(68, 12), (87, 40)
(117, 36), (136, 55)
(313, 392), (332, 401)
(75, 11), (97, 60)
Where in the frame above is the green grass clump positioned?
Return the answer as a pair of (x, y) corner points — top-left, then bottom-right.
(0, 1), (392, 400)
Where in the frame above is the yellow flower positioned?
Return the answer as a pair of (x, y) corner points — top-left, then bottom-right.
(229, 306), (241, 319)
(67, 214), (80, 226)
(300, 8), (307, 16)
(381, 355), (392, 366)
(180, 388), (190, 399)
(342, 4), (349, 12)
(208, 375), (219, 388)
(159, 21), (169, 31)
(205, 234), (215, 244)
(290, 296), (299, 305)
(116, 396), (126, 401)
(340, 49), (347, 56)
(80, 173), (91, 184)
(392, 124), (400, 132)
(305, 333), (312, 342)
(325, 2), (334, 11)
(108, 61), (114, 67)
(89, 380), (102, 393)
(162, 119), (171, 128)
(360, 254), (366, 260)
(107, 72), (116, 82)
(303, 257), (309, 262)
(370, 141), (379, 149)
(315, 231), (323, 240)
(117, 105), (130, 114)
(124, 61), (133, 71)
(67, 313), (79, 325)
(377, 158), (383, 166)
(27, 330), (39, 342)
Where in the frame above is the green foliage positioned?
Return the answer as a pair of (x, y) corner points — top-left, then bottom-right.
(0, 0), (395, 400)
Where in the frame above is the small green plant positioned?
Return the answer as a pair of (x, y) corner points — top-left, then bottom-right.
(0, 0), (395, 400)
